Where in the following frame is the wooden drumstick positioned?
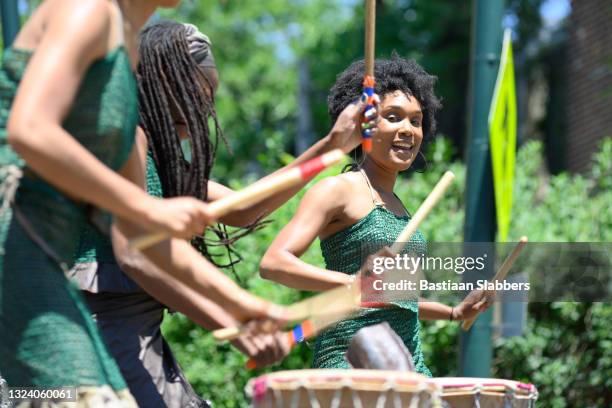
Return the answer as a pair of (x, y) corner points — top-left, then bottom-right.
(461, 236), (528, 331)
(361, 0), (376, 153)
(129, 149), (345, 250)
(389, 171), (456, 255)
(213, 281), (361, 341)
(365, 0), (376, 78)
(357, 171), (454, 308)
(245, 308), (359, 369)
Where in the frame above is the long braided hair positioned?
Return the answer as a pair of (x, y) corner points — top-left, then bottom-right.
(138, 20), (218, 202)
(137, 21), (258, 271)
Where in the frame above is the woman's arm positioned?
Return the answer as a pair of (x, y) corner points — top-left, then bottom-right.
(115, 218), (282, 321)
(7, 0), (209, 239)
(112, 222), (288, 367)
(113, 132), (289, 365)
(419, 290), (492, 321)
(208, 99), (374, 227)
(114, 128), (284, 322)
(259, 177), (354, 291)
(418, 300), (454, 320)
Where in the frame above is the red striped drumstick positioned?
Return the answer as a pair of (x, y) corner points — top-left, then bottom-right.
(245, 307), (358, 369)
(128, 149), (345, 250)
(214, 282), (361, 368)
(212, 281), (360, 342)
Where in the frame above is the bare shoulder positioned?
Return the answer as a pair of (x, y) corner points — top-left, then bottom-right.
(14, 0), (113, 54)
(135, 126), (148, 151)
(44, 0), (113, 29)
(39, 0), (114, 57)
(134, 126), (149, 163)
(304, 173), (355, 209)
(55, 0), (114, 36)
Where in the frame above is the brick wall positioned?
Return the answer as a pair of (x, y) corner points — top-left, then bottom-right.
(566, 0), (612, 172)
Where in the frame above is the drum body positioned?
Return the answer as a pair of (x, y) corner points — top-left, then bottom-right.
(428, 377), (538, 408)
(247, 369), (441, 408)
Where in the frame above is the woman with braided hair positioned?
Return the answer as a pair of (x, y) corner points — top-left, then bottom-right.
(0, 0), (224, 405)
(70, 20), (376, 407)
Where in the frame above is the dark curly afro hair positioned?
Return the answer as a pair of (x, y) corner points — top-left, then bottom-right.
(328, 54), (442, 145)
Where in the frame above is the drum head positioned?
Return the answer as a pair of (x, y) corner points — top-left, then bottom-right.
(247, 369), (440, 408)
(427, 377), (538, 408)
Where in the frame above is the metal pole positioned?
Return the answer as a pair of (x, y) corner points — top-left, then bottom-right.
(1, 0), (20, 49)
(461, 0), (504, 377)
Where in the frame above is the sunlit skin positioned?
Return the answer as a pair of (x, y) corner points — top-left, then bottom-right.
(7, 0), (213, 239)
(367, 90), (424, 175)
(261, 89), (493, 321)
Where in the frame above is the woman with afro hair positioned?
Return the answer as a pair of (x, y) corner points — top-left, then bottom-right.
(261, 55), (492, 374)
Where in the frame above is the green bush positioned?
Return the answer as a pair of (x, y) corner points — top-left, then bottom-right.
(162, 138), (612, 407)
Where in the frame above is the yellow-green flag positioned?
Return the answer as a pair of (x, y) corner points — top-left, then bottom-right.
(489, 29), (517, 243)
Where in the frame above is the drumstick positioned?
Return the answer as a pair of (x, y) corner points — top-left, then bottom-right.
(364, 0), (376, 77)
(461, 236), (528, 331)
(356, 171), (454, 308)
(389, 171), (456, 255)
(212, 281), (360, 341)
(245, 308), (358, 369)
(129, 149), (345, 250)
(361, 0), (376, 153)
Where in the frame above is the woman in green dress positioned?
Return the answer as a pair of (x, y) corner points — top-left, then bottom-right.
(71, 20), (376, 407)
(260, 56), (492, 375)
(0, 0), (276, 404)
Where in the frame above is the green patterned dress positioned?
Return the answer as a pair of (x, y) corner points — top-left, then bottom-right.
(312, 173), (431, 376)
(0, 45), (138, 394)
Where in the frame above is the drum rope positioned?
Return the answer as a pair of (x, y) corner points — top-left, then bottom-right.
(271, 386), (284, 407)
(347, 381), (364, 408)
(393, 382), (404, 408)
(377, 380), (391, 408)
(474, 385), (482, 408)
(305, 382), (321, 408)
(503, 387), (515, 408)
(408, 383), (428, 408)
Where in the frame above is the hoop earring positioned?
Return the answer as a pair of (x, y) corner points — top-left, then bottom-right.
(353, 148), (366, 170)
(414, 150), (428, 173)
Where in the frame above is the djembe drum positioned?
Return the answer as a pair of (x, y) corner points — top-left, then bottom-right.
(247, 369), (442, 408)
(428, 377), (538, 408)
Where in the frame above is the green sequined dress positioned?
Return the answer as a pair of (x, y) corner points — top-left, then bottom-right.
(312, 173), (431, 376)
(0, 45), (138, 390)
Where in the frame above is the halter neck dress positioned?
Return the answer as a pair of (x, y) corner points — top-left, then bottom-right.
(313, 170), (431, 376)
(0, 20), (139, 403)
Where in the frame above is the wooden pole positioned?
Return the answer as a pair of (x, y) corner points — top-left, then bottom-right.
(364, 0), (376, 77)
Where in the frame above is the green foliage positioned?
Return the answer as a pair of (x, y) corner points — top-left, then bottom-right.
(493, 303), (612, 408)
(163, 138), (611, 407)
(159, 0), (357, 180)
(159, 0), (544, 179)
